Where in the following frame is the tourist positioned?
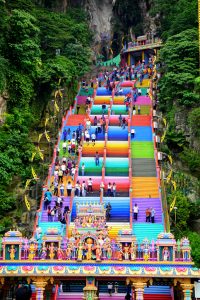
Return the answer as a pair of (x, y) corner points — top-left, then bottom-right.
(138, 88), (142, 96)
(112, 182), (116, 197)
(107, 182), (112, 196)
(71, 166), (76, 180)
(85, 130), (90, 145)
(75, 181), (81, 197)
(51, 206), (57, 222)
(54, 181), (59, 196)
(119, 114), (122, 126)
(60, 183), (65, 196)
(60, 216), (66, 235)
(100, 181), (105, 196)
(66, 181), (72, 196)
(122, 117), (126, 129)
(87, 178), (93, 192)
(138, 105), (141, 115)
(91, 132), (96, 145)
(47, 206), (52, 222)
(81, 181), (87, 197)
(131, 128), (135, 138)
(86, 118), (91, 130)
(81, 163), (85, 176)
(133, 105), (136, 115)
(94, 116), (98, 126)
(145, 208), (151, 222)
(102, 103), (106, 114)
(151, 207), (156, 223)
(106, 202), (112, 221)
(15, 284), (32, 300)
(58, 168), (63, 184)
(95, 151), (100, 166)
(56, 196), (63, 208)
(107, 282), (113, 296)
(35, 225), (42, 241)
(63, 129), (67, 141)
(133, 204), (139, 221)
(62, 141), (67, 153)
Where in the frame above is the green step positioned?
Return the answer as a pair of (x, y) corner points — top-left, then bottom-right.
(131, 141), (154, 158)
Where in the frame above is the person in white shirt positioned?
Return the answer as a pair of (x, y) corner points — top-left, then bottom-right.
(91, 133), (96, 145)
(81, 181), (87, 197)
(66, 181), (72, 196)
(131, 128), (135, 138)
(133, 203), (139, 221)
(85, 131), (90, 145)
(138, 88), (142, 96)
(87, 178), (93, 192)
(71, 167), (76, 180)
(62, 141), (67, 153)
(81, 163), (85, 176)
(86, 119), (91, 130)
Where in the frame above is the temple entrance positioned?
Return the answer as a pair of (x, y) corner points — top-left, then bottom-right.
(62, 279), (85, 293)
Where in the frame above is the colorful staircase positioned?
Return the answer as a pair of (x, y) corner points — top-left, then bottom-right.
(131, 82), (164, 241)
(144, 286), (172, 300)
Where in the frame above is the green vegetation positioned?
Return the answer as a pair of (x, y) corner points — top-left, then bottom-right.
(0, 0), (91, 224)
(153, 0), (200, 266)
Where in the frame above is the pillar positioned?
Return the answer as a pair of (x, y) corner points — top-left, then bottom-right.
(181, 283), (194, 300)
(128, 53), (131, 66)
(174, 278), (194, 300)
(83, 277), (98, 300)
(32, 277), (50, 300)
(142, 51), (145, 62)
(134, 282), (146, 300)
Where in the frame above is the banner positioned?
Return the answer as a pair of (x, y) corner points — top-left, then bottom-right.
(45, 130), (50, 142)
(168, 155), (173, 165)
(161, 131), (166, 143)
(31, 167), (38, 179)
(45, 118), (49, 127)
(171, 180), (177, 191)
(31, 152), (36, 162)
(37, 146), (44, 160)
(54, 101), (59, 112)
(25, 179), (32, 190)
(163, 117), (167, 127)
(38, 133), (43, 143)
(170, 196), (176, 212)
(24, 195), (31, 211)
(166, 170), (173, 183)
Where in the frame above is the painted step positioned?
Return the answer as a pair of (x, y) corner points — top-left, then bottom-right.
(131, 126), (153, 141)
(107, 222), (130, 239)
(144, 296), (172, 300)
(38, 222), (62, 237)
(133, 223), (164, 241)
(131, 115), (151, 126)
(66, 115), (86, 125)
(144, 286), (171, 295)
(132, 158), (156, 177)
(131, 177), (159, 198)
(57, 293), (83, 299)
(131, 141), (154, 158)
(132, 198), (162, 223)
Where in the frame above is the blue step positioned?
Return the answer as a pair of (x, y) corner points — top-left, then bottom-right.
(144, 286), (171, 295)
(133, 223), (164, 241)
(131, 126), (153, 141)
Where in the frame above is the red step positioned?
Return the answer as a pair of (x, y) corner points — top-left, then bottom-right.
(144, 295), (172, 300)
(66, 115), (86, 125)
(131, 115), (151, 126)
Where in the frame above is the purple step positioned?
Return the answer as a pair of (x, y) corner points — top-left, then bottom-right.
(132, 198), (162, 223)
(41, 196), (70, 222)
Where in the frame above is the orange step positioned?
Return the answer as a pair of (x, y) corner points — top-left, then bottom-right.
(66, 115), (86, 125)
(131, 177), (159, 198)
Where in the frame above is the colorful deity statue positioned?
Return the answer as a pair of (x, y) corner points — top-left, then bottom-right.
(123, 243), (130, 260)
(116, 243), (123, 261)
(66, 244), (72, 260)
(162, 246), (170, 261)
(130, 242), (136, 261)
(57, 247), (64, 260)
(40, 243), (47, 260)
(85, 238), (94, 260)
(23, 238), (29, 259)
(28, 242), (36, 261)
(181, 237), (191, 261)
(106, 242), (112, 260)
(77, 243), (84, 261)
(143, 239), (150, 261)
(49, 243), (55, 260)
(95, 243), (102, 262)
(8, 245), (16, 260)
